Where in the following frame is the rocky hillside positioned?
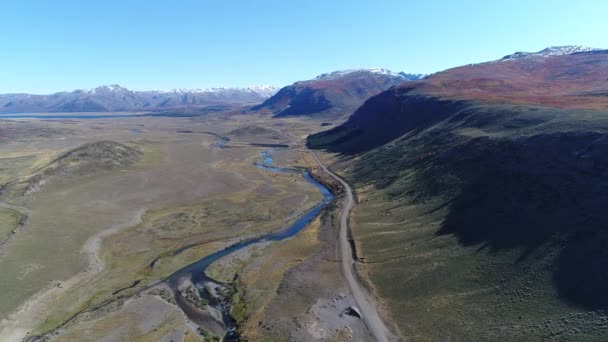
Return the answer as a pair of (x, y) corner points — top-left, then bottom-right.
(308, 47), (608, 340)
(252, 68), (421, 118)
(0, 85), (277, 113)
(311, 47), (608, 153)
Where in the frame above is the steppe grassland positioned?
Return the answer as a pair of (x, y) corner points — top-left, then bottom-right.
(0, 115), (327, 338)
(0, 132), (216, 320)
(0, 208), (21, 239)
(55, 295), (198, 342)
(348, 178), (608, 341)
(232, 218), (324, 336)
(41, 151), (322, 335)
(58, 217), (326, 342)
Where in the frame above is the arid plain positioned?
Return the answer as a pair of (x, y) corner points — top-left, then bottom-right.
(0, 113), (381, 341)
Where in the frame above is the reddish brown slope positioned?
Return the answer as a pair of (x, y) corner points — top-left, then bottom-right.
(403, 50), (608, 109)
(308, 48), (608, 340)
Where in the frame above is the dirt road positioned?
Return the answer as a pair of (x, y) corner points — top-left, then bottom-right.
(310, 151), (391, 342)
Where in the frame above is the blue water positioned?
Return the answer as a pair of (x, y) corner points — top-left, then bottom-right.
(167, 150), (333, 286)
(163, 148), (333, 340)
(255, 150), (293, 173)
(0, 112), (203, 120)
(213, 137), (230, 148)
(0, 114), (138, 119)
(261, 150), (273, 165)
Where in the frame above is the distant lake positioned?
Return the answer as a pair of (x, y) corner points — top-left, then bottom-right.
(0, 114), (139, 119)
(0, 112), (202, 119)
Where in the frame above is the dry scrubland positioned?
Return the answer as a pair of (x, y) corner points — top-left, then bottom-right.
(312, 101), (608, 341)
(0, 115), (345, 341)
(349, 184), (608, 341)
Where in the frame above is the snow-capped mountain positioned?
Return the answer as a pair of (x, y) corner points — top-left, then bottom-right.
(0, 85), (278, 113)
(252, 68), (417, 118)
(157, 85), (277, 97)
(87, 84), (129, 94)
(314, 68), (424, 81)
(314, 68), (402, 80)
(396, 46), (608, 110)
(243, 85), (278, 98)
(501, 45), (602, 60)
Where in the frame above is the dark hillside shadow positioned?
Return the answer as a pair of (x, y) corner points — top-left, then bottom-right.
(318, 93), (608, 309)
(435, 131), (608, 309)
(308, 93), (468, 154)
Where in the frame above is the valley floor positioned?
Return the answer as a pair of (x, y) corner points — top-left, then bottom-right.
(0, 114), (386, 341)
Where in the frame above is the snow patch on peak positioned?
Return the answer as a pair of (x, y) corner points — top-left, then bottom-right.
(157, 85), (278, 98)
(244, 85), (279, 97)
(502, 45), (602, 60)
(87, 84), (129, 94)
(314, 68), (405, 80)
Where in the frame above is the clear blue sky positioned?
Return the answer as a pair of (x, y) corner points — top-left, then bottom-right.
(1, 0), (606, 94)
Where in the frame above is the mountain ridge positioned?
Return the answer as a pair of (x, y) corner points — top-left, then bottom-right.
(307, 46), (608, 340)
(395, 47), (608, 109)
(0, 84), (278, 113)
(252, 68), (420, 118)
(501, 45), (602, 60)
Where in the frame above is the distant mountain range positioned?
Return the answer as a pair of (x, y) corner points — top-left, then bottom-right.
(0, 85), (278, 113)
(252, 68), (424, 118)
(0, 68), (424, 116)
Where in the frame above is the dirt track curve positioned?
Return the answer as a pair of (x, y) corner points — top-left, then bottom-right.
(310, 151), (392, 342)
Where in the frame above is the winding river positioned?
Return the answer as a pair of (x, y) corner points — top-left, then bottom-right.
(165, 149), (334, 340)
